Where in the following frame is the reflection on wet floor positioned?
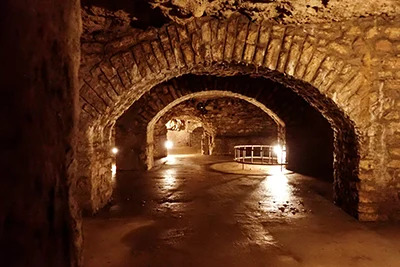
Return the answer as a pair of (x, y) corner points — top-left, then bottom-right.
(161, 169), (177, 190)
(85, 155), (400, 267)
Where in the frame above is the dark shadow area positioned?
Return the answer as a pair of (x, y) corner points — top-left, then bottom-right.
(286, 104), (334, 182)
(82, 0), (168, 29)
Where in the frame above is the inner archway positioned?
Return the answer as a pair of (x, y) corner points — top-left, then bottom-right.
(152, 97), (282, 160)
(145, 89), (286, 170)
(111, 74), (343, 212)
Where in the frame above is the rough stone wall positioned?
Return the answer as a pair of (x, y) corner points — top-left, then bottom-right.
(153, 122), (168, 158)
(78, 15), (400, 220)
(0, 0), (82, 266)
(359, 27), (400, 220)
(167, 129), (191, 147)
(76, 123), (115, 213)
(159, 97), (278, 155)
(148, 0), (400, 24)
(191, 127), (204, 152)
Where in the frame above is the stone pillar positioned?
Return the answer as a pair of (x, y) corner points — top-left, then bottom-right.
(357, 79), (400, 220)
(153, 123), (168, 159)
(76, 126), (95, 213)
(0, 0), (82, 266)
(76, 123), (115, 214)
(191, 127), (204, 152)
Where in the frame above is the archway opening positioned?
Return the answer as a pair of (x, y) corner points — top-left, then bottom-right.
(79, 70), (359, 218)
(108, 74), (349, 211)
(149, 95), (282, 163)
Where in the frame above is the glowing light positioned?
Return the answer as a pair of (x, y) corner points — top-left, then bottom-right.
(111, 163), (116, 181)
(166, 154), (176, 164)
(273, 145), (286, 164)
(111, 147), (118, 154)
(162, 169), (176, 190)
(273, 145), (282, 154)
(264, 173), (290, 203)
(165, 141), (173, 149)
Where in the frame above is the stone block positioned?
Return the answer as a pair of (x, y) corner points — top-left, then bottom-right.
(243, 22), (260, 64)
(327, 42), (352, 56)
(167, 25), (186, 68)
(214, 20), (228, 62)
(277, 34), (293, 73)
(303, 50), (325, 82)
(80, 83), (106, 113)
(294, 37), (315, 78)
(132, 45), (151, 78)
(181, 43), (196, 66)
(388, 160), (400, 168)
(264, 26), (285, 70)
(224, 17), (239, 63)
(151, 40), (169, 70)
(365, 26), (379, 39)
(209, 19), (219, 59)
(375, 39), (393, 52)
(200, 21), (213, 62)
(233, 18), (249, 62)
(389, 148), (400, 157)
(385, 27), (400, 40)
(142, 42), (161, 73)
(285, 35), (305, 76)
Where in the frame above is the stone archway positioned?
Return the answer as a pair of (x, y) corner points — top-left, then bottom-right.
(77, 14), (396, 221)
(146, 90), (285, 169)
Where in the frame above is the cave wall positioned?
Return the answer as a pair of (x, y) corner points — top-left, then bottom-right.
(0, 0), (82, 266)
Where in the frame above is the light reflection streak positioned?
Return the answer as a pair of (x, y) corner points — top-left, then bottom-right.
(262, 171), (291, 204)
(111, 163), (116, 181)
(166, 155), (177, 165)
(162, 169), (176, 190)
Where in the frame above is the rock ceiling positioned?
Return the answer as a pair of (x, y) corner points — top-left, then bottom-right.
(81, 0), (400, 36)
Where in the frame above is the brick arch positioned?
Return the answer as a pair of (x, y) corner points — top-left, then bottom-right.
(146, 90), (286, 169)
(78, 15), (370, 218)
(79, 14), (366, 130)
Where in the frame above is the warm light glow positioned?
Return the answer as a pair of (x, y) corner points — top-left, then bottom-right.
(273, 145), (286, 164)
(111, 163), (116, 180)
(162, 169), (176, 190)
(166, 154), (176, 164)
(273, 145), (282, 154)
(264, 173), (290, 203)
(112, 147), (119, 154)
(165, 140), (173, 149)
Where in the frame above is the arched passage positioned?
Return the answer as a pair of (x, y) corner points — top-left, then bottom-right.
(146, 90), (285, 169)
(153, 115), (214, 158)
(76, 14), (386, 220)
(84, 73), (352, 218)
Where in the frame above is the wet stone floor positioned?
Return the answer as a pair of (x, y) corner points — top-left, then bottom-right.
(84, 154), (400, 267)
